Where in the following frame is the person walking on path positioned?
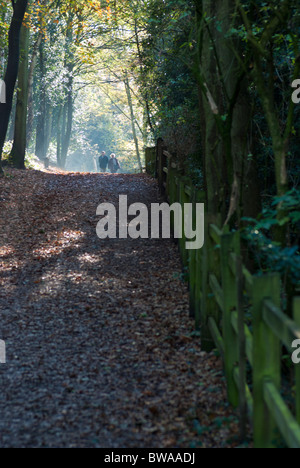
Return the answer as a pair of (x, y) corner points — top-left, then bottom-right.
(108, 153), (121, 174)
(99, 151), (109, 173)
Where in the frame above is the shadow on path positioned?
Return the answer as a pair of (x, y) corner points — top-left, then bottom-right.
(0, 169), (239, 448)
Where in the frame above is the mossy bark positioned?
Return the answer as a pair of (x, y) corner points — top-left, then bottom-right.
(10, 22), (30, 169)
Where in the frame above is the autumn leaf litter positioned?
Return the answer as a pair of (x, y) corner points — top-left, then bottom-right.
(0, 167), (242, 448)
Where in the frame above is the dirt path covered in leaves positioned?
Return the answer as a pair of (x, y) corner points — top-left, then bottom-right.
(0, 168), (240, 448)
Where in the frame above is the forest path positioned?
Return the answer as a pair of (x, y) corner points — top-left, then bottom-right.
(0, 168), (239, 448)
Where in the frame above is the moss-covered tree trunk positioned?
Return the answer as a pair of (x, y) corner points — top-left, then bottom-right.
(10, 21), (30, 169)
(0, 0), (28, 174)
(194, 0), (261, 226)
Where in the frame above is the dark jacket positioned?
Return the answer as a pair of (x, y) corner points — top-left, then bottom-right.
(108, 157), (120, 173)
(99, 155), (109, 168)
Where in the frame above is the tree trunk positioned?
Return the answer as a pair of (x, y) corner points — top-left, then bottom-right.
(44, 103), (52, 156)
(10, 21), (30, 169)
(7, 93), (17, 141)
(237, 0), (297, 242)
(59, 12), (74, 169)
(194, 0), (261, 226)
(60, 79), (73, 169)
(124, 72), (143, 172)
(0, 0), (28, 174)
(27, 31), (43, 147)
(134, 18), (155, 136)
(35, 97), (46, 160)
(195, 0), (230, 221)
(35, 40), (47, 160)
(56, 105), (63, 167)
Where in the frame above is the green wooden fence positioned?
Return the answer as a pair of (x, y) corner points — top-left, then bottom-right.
(148, 145), (300, 448)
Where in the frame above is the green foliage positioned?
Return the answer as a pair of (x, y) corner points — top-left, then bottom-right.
(0, 3), (11, 78)
(242, 189), (300, 285)
(71, 79), (144, 173)
(24, 151), (43, 170)
(1, 140), (13, 162)
(2, 140), (44, 170)
(135, 0), (201, 165)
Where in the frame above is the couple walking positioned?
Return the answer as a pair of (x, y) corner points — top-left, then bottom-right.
(98, 152), (120, 174)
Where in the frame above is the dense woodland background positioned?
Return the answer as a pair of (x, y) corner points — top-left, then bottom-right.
(0, 0), (299, 302)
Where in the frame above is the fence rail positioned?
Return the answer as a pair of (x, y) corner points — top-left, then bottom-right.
(146, 144), (300, 448)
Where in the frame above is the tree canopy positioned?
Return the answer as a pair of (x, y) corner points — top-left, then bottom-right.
(0, 0), (299, 240)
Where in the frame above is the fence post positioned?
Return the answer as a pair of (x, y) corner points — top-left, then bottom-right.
(188, 186), (197, 318)
(192, 190), (206, 329)
(194, 246), (203, 331)
(293, 297), (300, 425)
(166, 160), (172, 202)
(157, 138), (167, 196)
(145, 147), (156, 176)
(178, 177), (190, 271)
(252, 273), (281, 448)
(201, 215), (221, 351)
(167, 164), (178, 206)
(220, 231), (240, 407)
(173, 171), (181, 230)
(236, 255), (247, 440)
